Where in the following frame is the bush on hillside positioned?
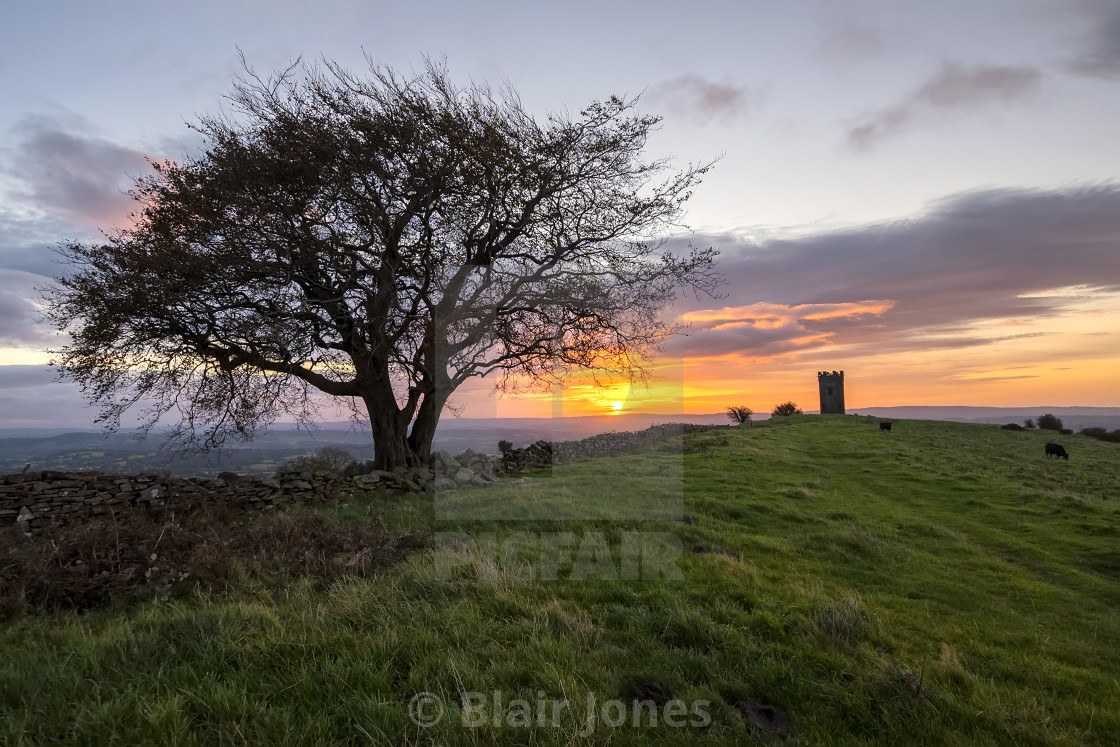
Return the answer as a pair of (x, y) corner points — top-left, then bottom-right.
(771, 402), (803, 417)
(1080, 427), (1120, 443)
(1023, 418), (1036, 429)
(1038, 413), (1064, 431)
(1001, 423), (1025, 431)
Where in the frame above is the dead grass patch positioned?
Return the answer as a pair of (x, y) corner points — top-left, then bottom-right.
(1, 501), (424, 618)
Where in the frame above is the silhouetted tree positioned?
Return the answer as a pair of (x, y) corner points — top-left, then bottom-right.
(771, 402), (803, 417)
(44, 57), (718, 470)
(1037, 413), (1063, 431)
(727, 406), (753, 425)
(1023, 418), (1036, 429)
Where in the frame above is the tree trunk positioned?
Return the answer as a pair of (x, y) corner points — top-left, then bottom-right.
(358, 352), (450, 469)
(407, 391), (445, 463)
(362, 389), (419, 471)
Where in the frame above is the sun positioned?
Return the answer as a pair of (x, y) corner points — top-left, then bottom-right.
(610, 401), (624, 413)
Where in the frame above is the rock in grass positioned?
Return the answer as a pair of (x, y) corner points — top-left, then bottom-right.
(431, 476), (457, 491)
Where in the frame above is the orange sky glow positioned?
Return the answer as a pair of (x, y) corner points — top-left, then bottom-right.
(455, 290), (1120, 418)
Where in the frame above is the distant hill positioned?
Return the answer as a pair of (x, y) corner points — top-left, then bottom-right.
(847, 406), (1120, 432)
(3, 406), (1118, 476)
(0, 413), (731, 476)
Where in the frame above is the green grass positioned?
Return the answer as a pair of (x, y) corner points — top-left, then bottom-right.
(3, 416), (1119, 744)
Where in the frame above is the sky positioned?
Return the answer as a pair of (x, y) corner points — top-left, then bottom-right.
(1, 0), (1119, 426)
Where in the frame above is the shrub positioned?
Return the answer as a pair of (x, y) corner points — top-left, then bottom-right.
(727, 406), (753, 425)
(1080, 427), (1120, 443)
(1059, 428), (1073, 435)
(278, 446), (357, 475)
(771, 402), (803, 417)
(1037, 413), (1063, 431)
(1023, 418), (1036, 429)
(1001, 423), (1025, 431)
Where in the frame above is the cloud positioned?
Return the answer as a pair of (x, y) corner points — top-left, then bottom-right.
(914, 65), (1042, 107)
(946, 373), (1040, 384)
(0, 365), (93, 428)
(1, 115), (151, 229)
(847, 63), (1043, 150)
(669, 300), (893, 359)
(0, 210), (78, 277)
(681, 300), (894, 325)
(1064, 0), (1120, 79)
(670, 184), (1120, 361)
(0, 268), (60, 348)
(646, 74), (757, 124)
(816, 22), (893, 63)
(0, 116), (156, 284)
(0, 364), (62, 390)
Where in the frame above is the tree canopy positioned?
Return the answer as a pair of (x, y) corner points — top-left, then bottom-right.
(45, 58), (719, 469)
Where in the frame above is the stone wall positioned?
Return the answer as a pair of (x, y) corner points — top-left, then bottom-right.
(3, 424), (714, 538)
(2, 449), (509, 538)
(1, 470), (352, 539)
(352, 449), (504, 492)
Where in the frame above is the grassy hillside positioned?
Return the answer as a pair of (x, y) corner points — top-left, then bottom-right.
(2, 416), (1118, 744)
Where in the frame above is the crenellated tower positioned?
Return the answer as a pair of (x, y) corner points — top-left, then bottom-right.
(818, 370), (845, 414)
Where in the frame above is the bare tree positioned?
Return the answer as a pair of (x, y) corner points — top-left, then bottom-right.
(727, 406), (753, 425)
(44, 58), (719, 470)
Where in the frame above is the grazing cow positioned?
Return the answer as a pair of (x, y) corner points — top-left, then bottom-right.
(1045, 442), (1069, 460)
(879, 421), (892, 432)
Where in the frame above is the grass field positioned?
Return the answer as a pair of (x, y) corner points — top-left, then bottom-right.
(2, 416), (1119, 745)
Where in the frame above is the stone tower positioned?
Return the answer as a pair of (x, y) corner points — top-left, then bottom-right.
(818, 370), (845, 414)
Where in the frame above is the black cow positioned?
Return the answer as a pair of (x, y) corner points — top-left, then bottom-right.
(879, 422), (892, 432)
(1045, 442), (1069, 460)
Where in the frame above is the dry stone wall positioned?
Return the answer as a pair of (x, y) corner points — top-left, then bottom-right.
(1, 469), (354, 538)
(353, 449), (504, 492)
(2, 450), (508, 538)
(3, 424), (715, 538)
